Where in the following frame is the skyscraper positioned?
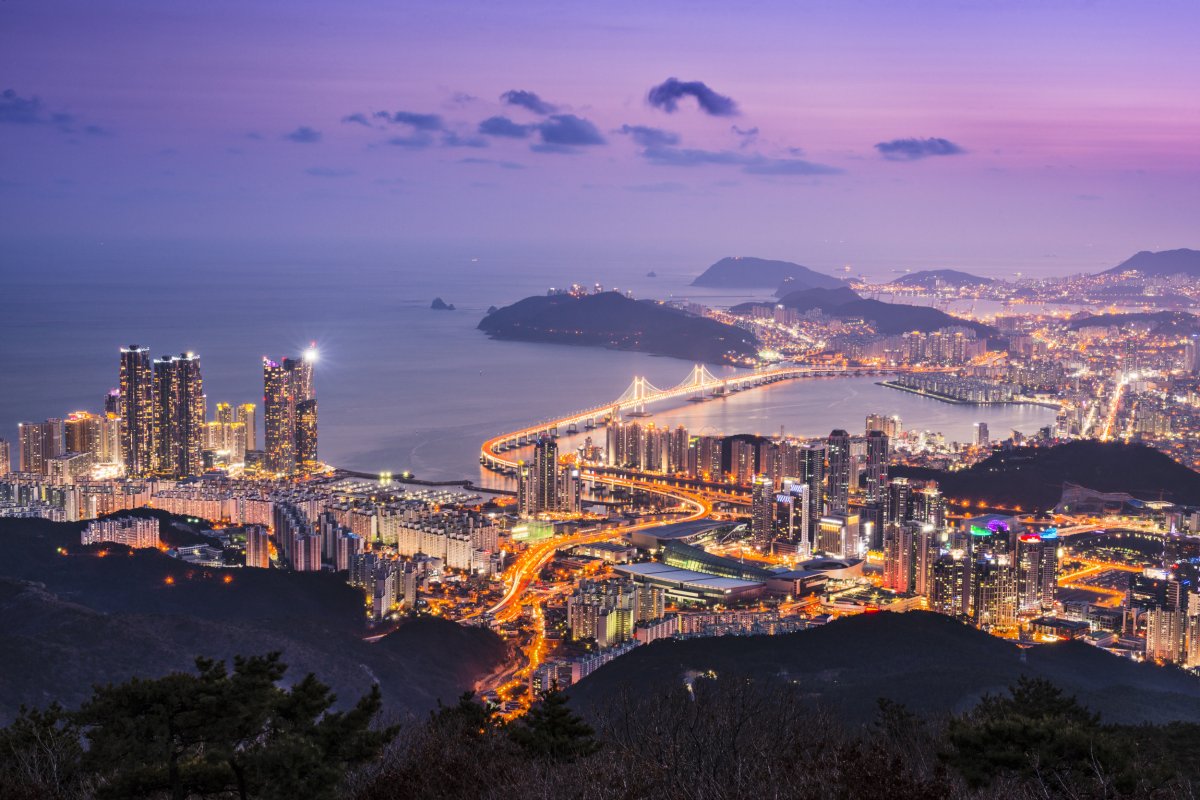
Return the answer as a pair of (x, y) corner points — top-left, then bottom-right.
(532, 436), (559, 512)
(826, 429), (851, 515)
(864, 430), (888, 503)
(120, 345), (154, 477)
(974, 421), (990, 449)
(0, 438), (9, 474)
(263, 351), (317, 475)
(236, 403), (257, 451)
(798, 443), (826, 532)
(750, 475), (774, 548)
(152, 352), (205, 478)
(18, 422), (49, 474)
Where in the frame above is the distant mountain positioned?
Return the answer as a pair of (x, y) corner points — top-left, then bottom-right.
(888, 269), (995, 289)
(0, 516), (505, 723)
(570, 611), (1200, 726)
(1067, 310), (1199, 334)
(479, 291), (760, 364)
(892, 441), (1200, 510)
(1102, 248), (1200, 277)
(768, 287), (994, 336)
(691, 257), (845, 290)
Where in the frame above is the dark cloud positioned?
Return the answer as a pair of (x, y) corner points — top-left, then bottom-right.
(478, 116), (532, 138)
(284, 126), (322, 143)
(646, 78), (738, 116)
(305, 167), (355, 178)
(501, 89), (557, 115)
(874, 137), (965, 161)
(616, 124), (680, 148)
(535, 114), (605, 150)
(0, 88), (46, 125)
(449, 91), (478, 106)
(384, 111), (445, 131)
(459, 157), (526, 170)
(341, 113), (372, 127)
(641, 144), (841, 176)
(386, 133), (436, 149)
(732, 125), (759, 148)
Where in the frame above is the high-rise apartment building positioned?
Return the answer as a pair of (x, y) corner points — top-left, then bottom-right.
(120, 345), (155, 477)
(236, 403), (257, 451)
(263, 352), (317, 475)
(0, 438), (9, 474)
(864, 430), (888, 503)
(826, 429), (851, 515)
(152, 352), (205, 478)
(245, 525), (270, 569)
(18, 421), (50, 473)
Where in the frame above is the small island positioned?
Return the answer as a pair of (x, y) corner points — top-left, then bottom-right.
(478, 291), (760, 364)
(431, 297), (456, 311)
(691, 256), (845, 291)
(887, 269), (995, 290)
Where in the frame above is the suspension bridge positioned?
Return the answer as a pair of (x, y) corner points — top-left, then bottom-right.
(480, 363), (893, 471)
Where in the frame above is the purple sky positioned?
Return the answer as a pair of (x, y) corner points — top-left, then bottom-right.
(2, 0), (1198, 273)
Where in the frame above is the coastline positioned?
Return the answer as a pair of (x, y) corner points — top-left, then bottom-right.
(876, 380), (1060, 410)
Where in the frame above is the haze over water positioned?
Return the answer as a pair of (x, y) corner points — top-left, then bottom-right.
(0, 241), (1064, 483)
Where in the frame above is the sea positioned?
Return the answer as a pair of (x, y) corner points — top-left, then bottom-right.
(0, 240), (1063, 486)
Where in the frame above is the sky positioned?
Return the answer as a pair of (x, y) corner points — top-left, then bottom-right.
(2, 0), (1199, 274)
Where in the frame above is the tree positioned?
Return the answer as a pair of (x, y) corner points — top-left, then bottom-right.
(508, 684), (599, 762)
(75, 652), (396, 800)
(0, 703), (87, 800)
(941, 677), (1133, 793)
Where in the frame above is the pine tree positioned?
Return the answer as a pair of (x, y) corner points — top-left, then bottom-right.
(508, 684), (599, 762)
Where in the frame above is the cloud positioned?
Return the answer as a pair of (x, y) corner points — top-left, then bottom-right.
(874, 137), (965, 161)
(479, 115), (532, 138)
(441, 131), (488, 148)
(647, 78), (738, 116)
(284, 126), (322, 143)
(640, 144), (841, 176)
(305, 167), (355, 178)
(501, 89), (557, 115)
(0, 88), (47, 125)
(341, 113), (372, 127)
(384, 110), (445, 131)
(616, 124), (680, 148)
(459, 157), (525, 170)
(732, 125), (759, 148)
(534, 114), (605, 150)
(386, 132), (436, 148)
(449, 91), (478, 106)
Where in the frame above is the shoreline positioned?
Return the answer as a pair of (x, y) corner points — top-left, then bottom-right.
(876, 380), (1060, 410)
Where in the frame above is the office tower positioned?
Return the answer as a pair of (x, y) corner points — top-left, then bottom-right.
(816, 513), (860, 559)
(236, 403), (257, 450)
(826, 429), (851, 515)
(750, 475), (774, 548)
(864, 430), (888, 503)
(245, 525), (270, 569)
(263, 352), (318, 475)
(885, 477), (912, 527)
(120, 345), (155, 476)
(798, 443), (827, 530)
(775, 480), (810, 556)
(974, 421), (990, 449)
(912, 482), (945, 530)
(533, 437), (559, 512)
(1016, 533), (1043, 612)
(0, 438), (8, 474)
(1039, 528), (1059, 609)
(152, 352), (205, 477)
(932, 550), (969, 616)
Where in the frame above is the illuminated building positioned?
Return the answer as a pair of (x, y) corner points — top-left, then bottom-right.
(885, 477), (912, 527)
(1039, 528), (1059, 609)
(973, 421), (990, 449)
(910, 525), (938, 597)
(532, 436), (559, 511)
(263, 352), (317, 475)
(817, 513), (860, 559)
(912, 482), (945, 530)
(883, 523), (913, 592)
(0, 439), (8, 474)
(18, 421), (51, 474)
(46, 452), (93, 483)
(119, 345), (155, 477)
(236, 403), (257, 451)
(152, 353), (205, 478)
(798, 443), (826, 532)
(81, 516), (160, 549)
(1146, 606), (1187, 664)
(970, 555), (1017, 629)
(931, 551), (969, 616)
(245, 525), (270, 568)
(749, 475), (774, 548)
(864, 430), (888, 503)
(559, 466), (582, 514)
(686, 435), (722, 481)
(730, 439), (757, 485)
(826, 429), (850, 515)
(1016, 533), (1043, 612)
(865, 413), (901, 439)
(774, 479), (811, 557)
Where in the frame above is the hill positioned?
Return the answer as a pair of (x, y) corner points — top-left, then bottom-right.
(1102, 248), (1200, 277)
(888, 269), (995, 289)
(570, 611), (1200, 725)
(1067, 310), (1199, 334)
(773, 287), (994, 336)
(892, 440), (1200, 510)
(691, 256), (845, 290)
(0, 517), (506, 723)
(479, 291), (760, 364)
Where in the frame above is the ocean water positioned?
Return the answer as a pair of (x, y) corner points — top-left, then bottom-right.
(0, 241), (1056, 483)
